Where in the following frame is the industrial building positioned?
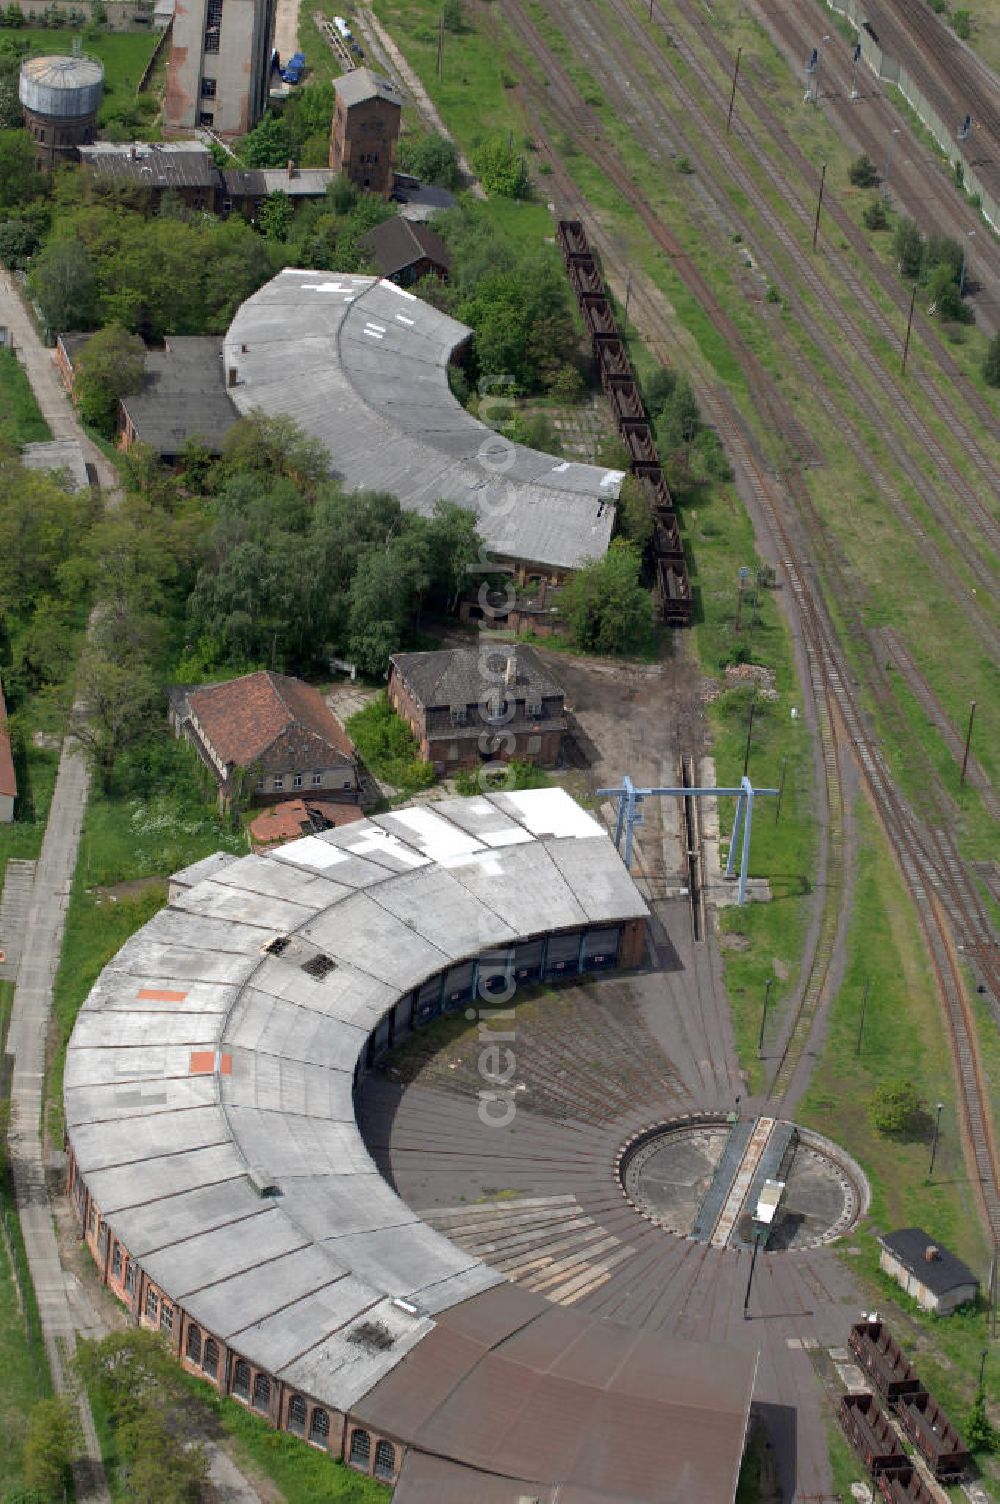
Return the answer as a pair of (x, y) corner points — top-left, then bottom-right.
(878, 1229), (979, 1314)
(224, 270), (622, 579)
(164, 0), (275, 137)
(64, 788), (756, 1500)
(329, 67), (402, 198)
(18, 54), (103, 169)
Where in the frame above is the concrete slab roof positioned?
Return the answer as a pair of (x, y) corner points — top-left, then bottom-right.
(20, 439), (90, 492)
(223, 270), (622, 572)
(66, 789), (708, 1465)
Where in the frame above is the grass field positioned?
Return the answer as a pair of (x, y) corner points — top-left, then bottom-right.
(0, 347), (51, 447)
(13, 27), (160, 124)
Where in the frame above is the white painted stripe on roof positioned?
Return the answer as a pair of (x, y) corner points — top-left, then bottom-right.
(387, 807), (486, 863)
(382, 280), (418, 300)
(279, 836), (351, 870)
(395, 314), (415, 326)
(501, 788), (603, 840)
(363, 329), (384, 340)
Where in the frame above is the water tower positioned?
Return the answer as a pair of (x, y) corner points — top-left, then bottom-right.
(19, 54), (104, 170)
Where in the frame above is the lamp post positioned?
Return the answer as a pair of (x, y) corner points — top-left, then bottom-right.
(928, 1102), (944, 1179)
(960, 230), (976, 298)
(743, 1231), (762, 1319)
(883, 127), (901, 197)
(759, 976), (774, 1055)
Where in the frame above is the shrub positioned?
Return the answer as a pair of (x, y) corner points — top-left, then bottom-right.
(863, 199), (889, 231)
(951, 7), (971, 36)
(869, 1077), (924, 1136)
(966, 1391), (998, 1454)
(982, 333), (1000, 387)
(893, 216), (924, 279)
(471, 135), (529, 197)
(676, 155), (694, 175)
(346, 693), (436, 795)
(848, 152), (879, 188)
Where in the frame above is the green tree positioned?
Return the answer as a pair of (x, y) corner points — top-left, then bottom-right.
(982, 332), (1000, 387)
(0, 216), (39, 268)
(615, 474), (653, 549)
(656, 374), (700, 452)
(923, 232), (963, 284)
(69, 647), (161, 786)
(0, 128), (36, 211)
(442, 0), (464, 29)
(868, 1077), (924, 1136)
(559, 538), (653, 656)
(397, 130), (461, 188)
(22, 1398), (80, 1500)
(259, 190), (293, 241)
(893, 217), (924, 279)
(0, 451), (94, 609)
(117, 1409), (208, 1504)
(862, 199), (888, 232)
(471, 135), (529, 198)
(848, 152), (879, 188)
(28, 237), (98, 331)
(241, 110), (296, 167)
(217, 411), (330, 493)
(640, 365), (676, 417)
(951, 8), (971, 37)
(966, 1390), (998, 1454)
(73, 322), (146, 436)
(925, 261), (973, 323)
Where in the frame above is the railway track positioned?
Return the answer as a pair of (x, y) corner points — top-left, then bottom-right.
(492, 0), (1000, 1240)
(552, 0), (1000, 577)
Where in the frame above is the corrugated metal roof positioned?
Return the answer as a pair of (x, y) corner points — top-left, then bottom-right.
(223, 270), (621, 572)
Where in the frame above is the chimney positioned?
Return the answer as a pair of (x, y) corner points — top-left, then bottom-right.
(287, 158), (294, 179)
(505, 648), (517, 688)
(924, 1244), (940, 1263)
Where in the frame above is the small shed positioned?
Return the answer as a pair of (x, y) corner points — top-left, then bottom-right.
(878, 1228), (979, 1314)
(359, 216), (451, 287)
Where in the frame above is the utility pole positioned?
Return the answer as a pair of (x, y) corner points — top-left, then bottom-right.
(901, 284), (917, 374)
(850, 41), (862, 99)
(928, 1102), (944, 1179)
(960, 700), (976, 787)
(742, 695), (756, 779)
(960, 229), (975, 298)
(883, 127), (901, 197)
(727, 47), (742, 135)
(743, 1233), (762, 1318)
(774, 752), (788, 824)
(436, 7), (444, 79)
(759, 976), (774, 1055)
(623, 272), (632, 338)
(855, 974), (869, 1056)
(812, 162), (827, 251)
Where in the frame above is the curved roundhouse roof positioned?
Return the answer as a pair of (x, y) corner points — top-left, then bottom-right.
(65, 790), (647, 1411)
(223, 271), (622, 573)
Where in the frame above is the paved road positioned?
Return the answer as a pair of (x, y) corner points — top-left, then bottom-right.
(5, 743), (108, 1500)
(0, 269), (118, 490)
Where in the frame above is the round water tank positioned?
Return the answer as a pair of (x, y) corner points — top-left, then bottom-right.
(19, 55), (104, 120)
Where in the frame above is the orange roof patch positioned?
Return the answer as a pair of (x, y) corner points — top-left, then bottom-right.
(189, 1050), (233, 1075)
(138, 988), (188, 1002)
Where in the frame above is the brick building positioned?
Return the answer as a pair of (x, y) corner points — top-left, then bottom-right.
(388, 645), (566, 771)
(170, 670), (360, 807)
(329, 68), (402, 197)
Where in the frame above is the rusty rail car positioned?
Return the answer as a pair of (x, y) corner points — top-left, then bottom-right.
(849, 1321), (922, 1403)
(895, 1391), (968, 1481)
(838, 1393), (907, 1477)
(555, 218), (692, 625)
(876, 1465), (937, 1503)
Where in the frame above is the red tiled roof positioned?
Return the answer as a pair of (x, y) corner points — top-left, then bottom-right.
(0, 676), (16, 801)
(249, 797), (363, 851)
(187, 672), (355, 772)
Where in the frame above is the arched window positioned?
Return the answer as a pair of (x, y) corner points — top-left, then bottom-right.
(203, 1337), (219, 1379)
(287, 1394), (306, 1435)
(374, 1439), (396, 1480)
(309, 1407), (329, 1445)
(186, 1325), (202, 1364)
(252, 1372), (271, 1412)
(233, 1359), (250, 1400)
(348, 1429), (371, 1470)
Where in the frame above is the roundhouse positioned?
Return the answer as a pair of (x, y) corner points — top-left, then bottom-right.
(64, 789), (756, 1501)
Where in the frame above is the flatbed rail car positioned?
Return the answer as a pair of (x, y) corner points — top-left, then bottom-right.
(895, 1391), (968, 1481)
(849, 1322), (922, 1403)
(838, 1394), (907, 1477)
(876, 1465), (937, 1503)
(555, 218), (693, 625)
